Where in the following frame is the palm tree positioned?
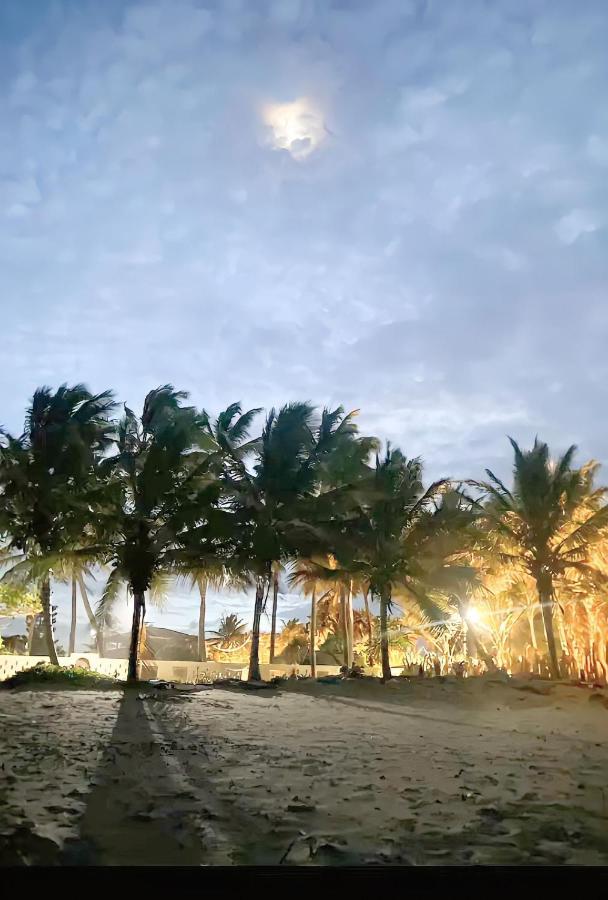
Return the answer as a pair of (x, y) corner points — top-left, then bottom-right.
(204, 401), (262, 462)
(178, 568), (219, 663)
(313, 415), (379, 668)
(179, 563), (247, 662)
(195, 572), (209, 662)
(269, 566), (281, 663)
(280, 617), (305, 641)
(180, 401), (263, 665)
(51, 557), (105, 656)
(0, 384), (115, 666)
(222, 402), (321, 680)
(291, 545), (382, 671)
(95, 385), (218, 681)
(229, 403), (380, 681)
(309, 582), (317, 676)
(342, 446), (476, 681)
(368, 614), (414, 666)
(76, 569), (104, 655)
(278, 619), (309, 664)
(289, 557), (333, 678)
(69, 574), (77, 656)
(362, 586), (373, 663)
(473, 439), (608, 679)
(212, 613), (248, 650)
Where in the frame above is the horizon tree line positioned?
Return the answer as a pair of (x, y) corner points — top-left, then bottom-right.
(1, 382), (607, 683)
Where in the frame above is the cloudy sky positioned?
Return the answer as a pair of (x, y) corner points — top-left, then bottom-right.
(1, 0), (607, 640)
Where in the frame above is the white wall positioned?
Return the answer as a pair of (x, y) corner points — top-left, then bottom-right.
(0, 654), (343, 684)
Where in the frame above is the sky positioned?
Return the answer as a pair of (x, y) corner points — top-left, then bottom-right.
(1, 0), (607, 641)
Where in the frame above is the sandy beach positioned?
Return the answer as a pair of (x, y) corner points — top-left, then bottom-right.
(1, 677), (607, 866)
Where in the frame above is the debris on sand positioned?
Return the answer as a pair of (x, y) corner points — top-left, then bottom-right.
(2, 677), (608, 866)
(213, 678), (278, 691)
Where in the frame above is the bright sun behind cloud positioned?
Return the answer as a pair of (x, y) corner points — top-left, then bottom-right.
(262, 97), (326, 161)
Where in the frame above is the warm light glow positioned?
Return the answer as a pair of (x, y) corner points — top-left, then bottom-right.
(262, 97), (325, 160)
(466, 606), (482, 625)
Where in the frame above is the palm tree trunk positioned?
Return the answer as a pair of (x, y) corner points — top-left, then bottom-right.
(248, 575), (267, 681)
(339, 585), (348, 666)
(363, 588), (373, 665)
(77, 573), (103, 656)
(310, 585), (317, 679)
(269, 571), (279, 663)
(380, 584), (391, 681)
(527, 607), (538, 649)
(537, 577), (561, 680)
(197, 576), (208, 662)
(68, 575), (77, 656)
(128, 590), (145, 682)
(556, 604), (568, 662)
(346, 579), (354, 669)
(40, 573), (59, 666)
(26, 614), (35, 656)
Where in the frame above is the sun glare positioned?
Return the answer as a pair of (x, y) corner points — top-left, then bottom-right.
(466, 606), (482, 625)
(262, 97), (325, 161)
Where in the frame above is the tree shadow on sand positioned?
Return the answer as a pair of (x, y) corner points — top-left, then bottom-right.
(61, 689), (206, 866)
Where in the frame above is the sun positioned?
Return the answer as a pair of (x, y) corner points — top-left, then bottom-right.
(466, 606), (483, 625)
(262, 97), (325, 161)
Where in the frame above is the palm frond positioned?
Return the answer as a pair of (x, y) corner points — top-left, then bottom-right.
(96, 567), (125, 629)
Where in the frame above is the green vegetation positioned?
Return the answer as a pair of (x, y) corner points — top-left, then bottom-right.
(1, 382), (607, 684)
(1, 662), (118, 690)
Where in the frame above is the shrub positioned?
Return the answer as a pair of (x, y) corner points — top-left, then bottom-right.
(2, 662), (118, 689)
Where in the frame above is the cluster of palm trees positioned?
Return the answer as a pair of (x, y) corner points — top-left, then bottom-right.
(1, 382), (607, 683)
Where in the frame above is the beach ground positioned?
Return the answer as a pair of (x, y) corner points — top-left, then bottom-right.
(1, 676), (607, 866)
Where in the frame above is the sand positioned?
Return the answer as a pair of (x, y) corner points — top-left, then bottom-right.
(1, 676), (607, 866)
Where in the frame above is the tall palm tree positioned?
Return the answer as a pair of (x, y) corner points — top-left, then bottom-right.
(362, 586), (373, 664)
(222, 402), (319, 680)
(289, 557), (335, 678)
(195, 572), (209, 662)
(179, 563), (246, 662)
(69, 574), (77, 655)
(342, 447), (476, 681)
(269, 566), (281, 663)
(51, 556), (105, 656)
(176, 401), (262, 665)
(76, 569), (104, 655)
(95, 385), (218, 681)
(313, 414), (379, 668)
(0, 384), (115, 666)
(226, 403), (374, 681)
(473, 439), (608, 679)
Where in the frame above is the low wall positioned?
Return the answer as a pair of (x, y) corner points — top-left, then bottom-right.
(0, 654), (344, 684)
(139, 659), (249, 683)
(138, 660), (342, 683)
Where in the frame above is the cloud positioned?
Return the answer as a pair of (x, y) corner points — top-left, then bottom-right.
(262, 97), (326, 160)
(1, 0), (607, 634)
(555, 208), (601, 244)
